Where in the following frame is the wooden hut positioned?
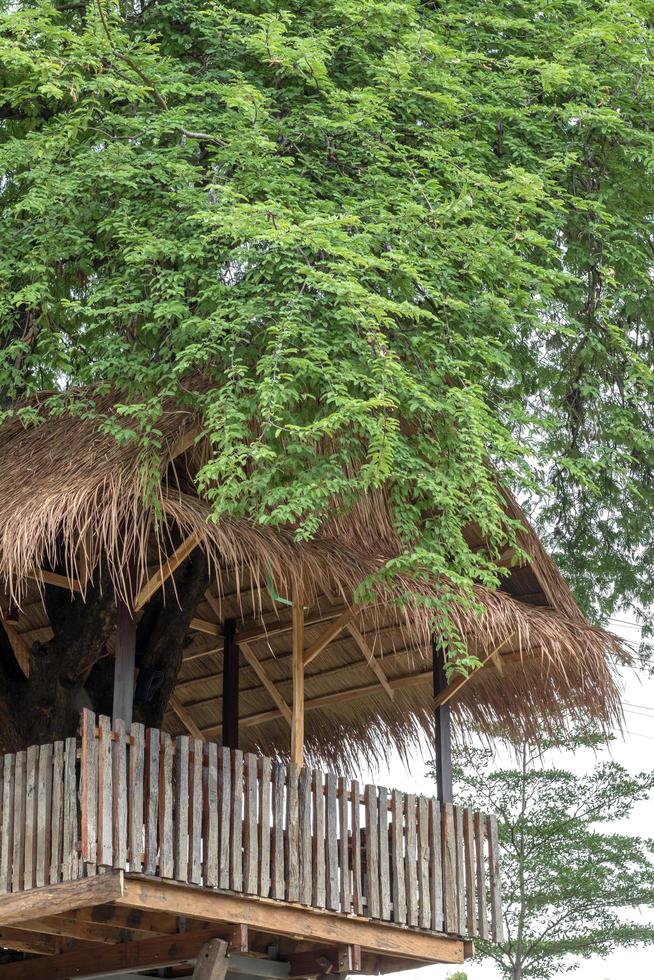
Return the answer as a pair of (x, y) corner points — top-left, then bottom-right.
(0, 395), (623, 979)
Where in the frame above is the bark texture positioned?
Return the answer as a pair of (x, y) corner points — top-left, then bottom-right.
(0, 552), (210, 752)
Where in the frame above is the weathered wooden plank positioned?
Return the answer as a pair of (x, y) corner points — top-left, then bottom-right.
(11, 751), (26, 892)
(36, 742), (52, 888)
(271, 762), (285, 901)
(351, 779), (363, 916)
(442, 802), (457, 933)
(455, 805), (466, 935)
(259, 756), (271, 899)
(299, 767), (313, 906)
(312, 770), (326, 908)
(203, 742), (219, 888)
(474, 810), (489, 941)
(80, 710), (97, 871)
(62, 738), (78, 882)
(112, 719), (127, 872)
(0, 754), (14, 893)
(405, 793), (418, 928)
(158, 732), (174, 879)
(143, 728), (160, 877)
(24, 744), (38, 890)
(97, 715), (113, 868)
(174, 735), (190, 883)
(391, 790), (406, 925)
(285, 763), (300, 903)
(189, 738), (203, 885)
(417, 796), (431, 930)
(50, 741), (64, 885)
(117, 875), (467, 966)
(325, 773), (339, 912)
(218, 747), (231, 891)
(243, 753), (259, 895)
(129, 723), (145, 873)
(377, 786), (390, 920)
(463, 808), (477, 937)
(488, 813), (503, 943)
(429, 798), (444, 933)
(230, 749), (243, 893)
(339, 776), (352, 914)
(364, 785), (380, 919)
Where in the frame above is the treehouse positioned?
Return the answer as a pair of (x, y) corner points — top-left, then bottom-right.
(0, 395), (622, 980)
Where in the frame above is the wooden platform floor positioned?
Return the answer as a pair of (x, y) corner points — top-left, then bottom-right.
(0, 872), (469, 978)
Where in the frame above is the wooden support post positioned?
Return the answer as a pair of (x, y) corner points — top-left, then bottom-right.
(291, 596), (305, 768)
(193, 938), (229, 980)
(222, 618), (239, 751)
(112, 601), (136, 728)
(433, 640), (453, 804)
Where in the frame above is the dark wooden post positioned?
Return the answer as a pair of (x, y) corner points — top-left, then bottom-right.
(433, 639), (453, 804)
(222, 618), (239, 750)
(112, 600), (137, 727)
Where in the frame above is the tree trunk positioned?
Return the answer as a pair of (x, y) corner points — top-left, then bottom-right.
(0, 552), (210, 753)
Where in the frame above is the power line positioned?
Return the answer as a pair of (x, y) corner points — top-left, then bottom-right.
(625, 701), (654, 715)
(626, 729), (654, 741)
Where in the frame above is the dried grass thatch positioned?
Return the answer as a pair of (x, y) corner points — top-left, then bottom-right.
(0, 391), (625, 771)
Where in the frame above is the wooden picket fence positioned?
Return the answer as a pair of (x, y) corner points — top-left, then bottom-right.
(0, 711), (503, 942)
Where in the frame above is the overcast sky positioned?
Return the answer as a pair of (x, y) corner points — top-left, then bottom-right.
(361, 618), (654, 980)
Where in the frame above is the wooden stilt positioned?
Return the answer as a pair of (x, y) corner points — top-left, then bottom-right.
(291, 597), (305, 767)
(193, 937), (229, 980)
(222, 619), (239, 751)
(112, 601), (136, 728)
(432, 640), (453, 804)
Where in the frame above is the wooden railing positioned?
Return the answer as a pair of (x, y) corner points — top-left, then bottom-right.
(0, 712), (503, 943)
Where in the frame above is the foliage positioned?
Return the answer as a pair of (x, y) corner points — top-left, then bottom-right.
(1, 0), (654, 626)
(441, 732), (654, 979)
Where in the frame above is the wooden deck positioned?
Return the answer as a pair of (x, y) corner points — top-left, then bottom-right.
(0, 712), (503, 976)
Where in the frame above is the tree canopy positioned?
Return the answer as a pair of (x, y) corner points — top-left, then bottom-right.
(445, 733), (654, 979)
(1, 0), (653, 624)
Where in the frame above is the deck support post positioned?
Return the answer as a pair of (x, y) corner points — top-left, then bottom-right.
(291, 596), (305, 767)
(193, 938), (229, 980)
(432, 639), (453, 804)
(222, 618), (239, 750)
(112, 600), (136, 728)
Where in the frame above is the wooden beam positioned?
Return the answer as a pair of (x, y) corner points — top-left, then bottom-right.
(0, 929), (226, 980)
(18, 914), (153, 945)
(303, 608), (355, 666)
(193, 938), (229, 980)
(0, 616), (30, 679)
(202, 670), (433, 736)
(239, 641), (292, 725)
(0, 870), (124, 927)
(291, 597), (305, 767)
(222, 618), (239, 750)
(190, 617), (222, 637)
(0, 927), (59, 955)
(168, 426), (201, 461)
(288, 944), (362, 978)
(29, 570), (82, 593)
(433, 632), (517, 709)
(187, 602), (355, 649)
(203, 588), (223, 622)
(112, 601), (136, 727)
(346, 623), (394, 701)
(116, 875), (465, 963)
(169, 693), (205, 741)
(134, 532), (201, 612)
(69, 903), (202, 935)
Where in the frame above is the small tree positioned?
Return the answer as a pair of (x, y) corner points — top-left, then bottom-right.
(434, 733), (654, 980)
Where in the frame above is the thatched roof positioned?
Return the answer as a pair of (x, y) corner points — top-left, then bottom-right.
(0, 392), (624, 770)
